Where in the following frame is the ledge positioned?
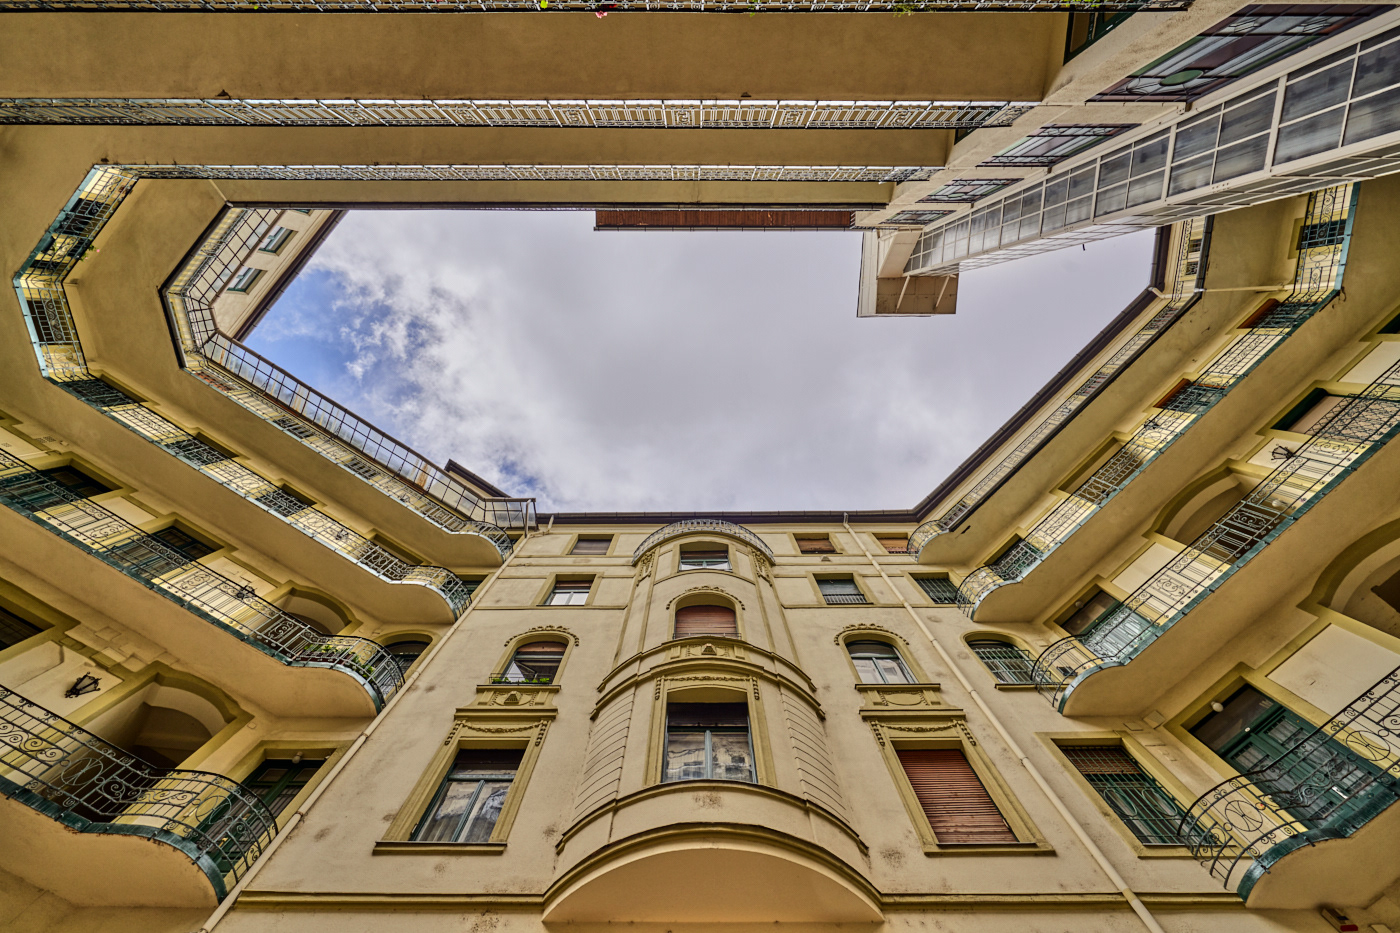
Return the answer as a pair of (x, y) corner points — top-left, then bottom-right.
(373, 841), (507, 856)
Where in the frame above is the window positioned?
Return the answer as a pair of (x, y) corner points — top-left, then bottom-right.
(458, 576), (485, 600)
(498, 641), (565, 683)
(896, 748), (1017, 844)
(545, 578), (592, 606)
(796, 536), (836, 554)
(876, 535), (909, 555)
(847, 640), (914, 684)
(968, 640), (1037, 685)
(0, 605), (42, 650)
(983, 124), (1131, 166)
(818, 576), (867, 605)
(29, 466), (111, 509)
(245, 758), (324, 819)
(1062, 746), (1186, 845)
(678, 546), (729, 571)
(915, 576), (961, 604)
(662, 703), (754, 784)
(674, 604), (738, 638)
(272, 416), (315, 440)
(1060, 589), (1121, 636)
(227, 266), (263, 293)
(570, 536), (611, 556)
(258, 226), (295, 254)
(256, 484), (315, 517)
(412, 748), (523, 843)
(386, 639), (430, 675)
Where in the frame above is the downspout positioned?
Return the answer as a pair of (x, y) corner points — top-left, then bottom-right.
(194, 531), (527, 933)
(841, 516), (1168, 933)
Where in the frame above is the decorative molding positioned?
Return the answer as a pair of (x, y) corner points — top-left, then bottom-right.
(669, 640), (745, 661)
(833, 623), (910, 647)
(504, 625), (579, 646)
(856, 683), (945, 709)
(666, 586), (746, 610)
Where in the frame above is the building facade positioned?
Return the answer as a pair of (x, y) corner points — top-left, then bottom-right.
(5, 5), (1400, 933)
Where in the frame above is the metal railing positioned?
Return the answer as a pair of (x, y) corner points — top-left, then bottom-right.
(1179, 665), (1400, 900)
(0, 0), (1190, 11)
(632, 519), (775, 564)
(909, 217), (1210, 557)
(0, 685), (277, 900)
(0, 98), (1035, 130)
(0, 449), (405, 709)
(1033, 352), (1400, 709)
(956, 186), (1355, 616)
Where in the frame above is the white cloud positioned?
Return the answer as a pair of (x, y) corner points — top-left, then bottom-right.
(260, 211), (1155, 513)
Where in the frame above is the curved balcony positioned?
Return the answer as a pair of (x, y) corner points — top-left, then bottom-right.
(1179, 666), (1400, 908)
(632, 519), (775, 565)
(1033, 358), (1400, 713)
(15, 168), (530, 572)
(955, 185), (1357, 617)
(910, 216), (1211, 562)
(0, 685), (276, 904)
(0, 449), (404, 710)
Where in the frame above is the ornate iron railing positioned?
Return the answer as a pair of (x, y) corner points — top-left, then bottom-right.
(0, 0), (1190, 11)
(0, 685), (278, 899)
(1178, 665), (1400, 901)
(956, 185), (1356, 616)
(0, 448), (404, 709)
(909, 216), (1210, 558)
(0, 98), (1035, 130)
(632, 519), (775, 565)
(1033, 352), (1400, 709)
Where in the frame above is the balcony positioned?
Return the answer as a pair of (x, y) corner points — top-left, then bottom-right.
(1032, 356), (1400, 715)
(0, 448), (404, 710)
(910, 216), (1210, 561)
(0, 684), (275, 904)
(1179, 666), (1400, 908)
(956, 185), (1357, 620)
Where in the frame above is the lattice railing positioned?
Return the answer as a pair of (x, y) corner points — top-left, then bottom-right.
(0, 448), (405, 708)
(632, 519), (775, 565)
(0, 0), (1190, 11)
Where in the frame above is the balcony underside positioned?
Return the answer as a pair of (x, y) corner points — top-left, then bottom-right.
(1240, 795), (1400, 909)
(1059, 436), (1400, 717)
(0, 791), (219, 908)
(0, 508), (380, 719)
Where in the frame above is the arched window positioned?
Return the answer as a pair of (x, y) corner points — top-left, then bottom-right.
(499, 641), (566, 683)
(674, 604), (738, 638)
(847, 640), (914, 684)
(968, 639), (1036, 685)
(386, 639), (431, 675)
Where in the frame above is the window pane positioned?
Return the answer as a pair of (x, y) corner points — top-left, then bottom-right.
(1354, 38), (1400, 97)
(876, 658), (913, 684)
(1343, 84), (1400, 146)
(1211, 135), (1269, 182)
(415, 780), (479, 842)
(1275, 108), (1346, 163)
(460, 781), (511, 843)
(664, 730), (707, 782)
(852, 657), (883, 684)
(1281, 62), (1353, 123)
(710, 731), (755, 782)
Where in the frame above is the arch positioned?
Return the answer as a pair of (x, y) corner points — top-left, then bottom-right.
(1310, 518), (1400, 641)
(381, 632), (436, 676)
(833, 625), (930, 683)
(666, 586), (745, 611)
(845, 639), (915, 685)
(81, 673), (239, 769)
(493, 627), (578, 684)
(670, 590), (744, 641)
(274, 588), (355, 636)
(1153, 466), (1253, 544)
(963, 632), (1037, 685)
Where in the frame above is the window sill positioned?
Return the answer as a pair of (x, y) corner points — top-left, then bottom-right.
(921, 841), (1053, 857)
(373, 841), (507, 855)
(1134, 844), (1199, 859)
(993, 683), (1041, 691)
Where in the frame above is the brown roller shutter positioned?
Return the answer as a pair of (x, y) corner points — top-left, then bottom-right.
(876, 536), (909, 554)
(896, 748), (1017, 844)
(674, 605), (738, 637)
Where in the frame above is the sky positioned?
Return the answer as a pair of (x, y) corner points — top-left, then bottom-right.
(248, 212), (1155, 514)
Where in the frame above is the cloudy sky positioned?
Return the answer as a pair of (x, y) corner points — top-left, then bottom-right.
(248, 213), (1155, 514)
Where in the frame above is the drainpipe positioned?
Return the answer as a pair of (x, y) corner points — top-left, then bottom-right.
(194, 530), (526, 933)
(841, 516), (1168, 933)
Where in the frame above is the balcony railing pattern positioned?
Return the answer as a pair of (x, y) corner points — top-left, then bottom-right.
(909, 217), (1210, 558)
(0, 0), (1191, 12)
(632, 519), (775, 565)
(1180, 664), (1400, 900)
(1033, 353), (1400, 709)
(0, 685), (276, 900)
(956, 186), (1356, 616)
(0, 448), (404, 709)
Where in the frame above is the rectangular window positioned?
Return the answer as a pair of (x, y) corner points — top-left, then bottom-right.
(245, 758), (324, 818)
(227, 266), (263, 293)
(896, 748), (1017, 844)
(570, 537), (612, 556)
(545, 578), (592, 606)
(818, 577), (867, 605)
(1062, 746), (1186, 845)
(412, 748), (522, 843)
(0, 605), (42, 650)
(457, 576), (485, 599)
(19, 466), (113, 511)
(258, 226), (295, 254)
(915, 576), (960, 604)
(678, 546), (730, 571)
(1060, 589), (1120, 636)
(876, 535), (910, 555)
(969, 640), (1037, 685)
(663, 703), (754, 784)
(796, 536), (836, 554)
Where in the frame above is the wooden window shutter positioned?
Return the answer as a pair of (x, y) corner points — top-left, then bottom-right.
(797, 537), (835, 554)
(877, 536), (909, 554)
(896, 748), (1017, 844)
(674, 604), (738, 637)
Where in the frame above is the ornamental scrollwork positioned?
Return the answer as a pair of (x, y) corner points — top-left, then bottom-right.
(503, 625), (579, 646)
